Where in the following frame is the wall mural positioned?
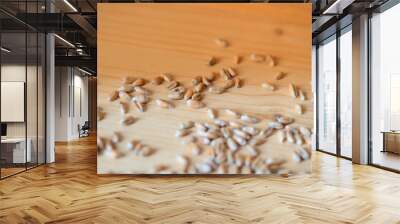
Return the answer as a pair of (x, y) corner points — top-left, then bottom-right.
(97, 3), (312, 175)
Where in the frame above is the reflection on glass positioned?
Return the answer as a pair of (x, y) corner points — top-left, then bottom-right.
(27, 31), (38, 169)
(1, 32), (27, 177)
(0, 1), (47, 179)
(318, 36), (337, 154)
(340, 28), (352, 158)
(38, 33), (46, 165)
(371, 4), (400, 171)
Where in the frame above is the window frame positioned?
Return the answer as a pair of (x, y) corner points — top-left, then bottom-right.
(367, 0), (400, 173)
(315, 24), (353, 161)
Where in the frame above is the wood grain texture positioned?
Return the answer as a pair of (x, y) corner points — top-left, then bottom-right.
(97, 4), (312, 174)
(385, 133), (400, 154)
(1, 135), (400, 223)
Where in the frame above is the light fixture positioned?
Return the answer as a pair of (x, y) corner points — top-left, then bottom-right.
(1, 47), (11, 53)
(63, 0), (78, 12)
(54, 34), (75, 48)
(78, 67), (93, 76)
(322, 0), (355, 15)
(76, 48), (85, 55)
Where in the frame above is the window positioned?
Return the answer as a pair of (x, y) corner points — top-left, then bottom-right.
(317, 36), (337, 154)
(316, 26), (353, 159)
(370, 3), (400, 171)
(339, 27), (352, 158)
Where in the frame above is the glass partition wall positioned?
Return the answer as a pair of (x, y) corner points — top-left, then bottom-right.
(0, 31), (27, 177)
(0, 3), (46, 179)
(316, 26), (352, 159)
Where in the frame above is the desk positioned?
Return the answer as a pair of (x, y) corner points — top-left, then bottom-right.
(381, 131), (400, 155)
(1, 138), (31, 163)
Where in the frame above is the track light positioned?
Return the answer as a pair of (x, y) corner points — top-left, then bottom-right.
(1, 47), (11, 53)
(54, 34), (75, 48)
(63, 0), (78, 12)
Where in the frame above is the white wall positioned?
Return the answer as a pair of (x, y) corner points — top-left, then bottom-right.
(72, 73), (89, 138)
(54, 67), (89, 141)
(1, 65), (35, 138)
(55, 67), (69, 141)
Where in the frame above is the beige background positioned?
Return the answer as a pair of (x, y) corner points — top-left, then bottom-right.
(97, 3), (312, 174)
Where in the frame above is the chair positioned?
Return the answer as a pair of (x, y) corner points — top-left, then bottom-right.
(79, 121), (90, 138)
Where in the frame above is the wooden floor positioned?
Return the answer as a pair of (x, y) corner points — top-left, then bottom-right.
(372, 150), (400, 171)
(0, 135), (400, 224)
(1, 167), (26, 178)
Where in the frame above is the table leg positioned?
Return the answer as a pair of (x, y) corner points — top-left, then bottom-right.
(382, 133), (386, 153)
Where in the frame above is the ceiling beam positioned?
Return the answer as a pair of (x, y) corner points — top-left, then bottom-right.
(67, 13), (97, 39)
(55, 55), (96, 71)
(322, 0), (356, 15)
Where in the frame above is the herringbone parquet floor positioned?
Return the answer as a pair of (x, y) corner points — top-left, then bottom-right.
(1, 135), (400, 224)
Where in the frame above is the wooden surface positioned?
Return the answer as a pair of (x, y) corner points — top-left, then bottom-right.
(0, 167), (25, 178)
(98, 4), (312, 174)
(1, 135), (400, 223)
(383, 132), (400, 154)
(373, 150), (400, 170)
